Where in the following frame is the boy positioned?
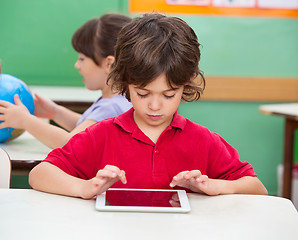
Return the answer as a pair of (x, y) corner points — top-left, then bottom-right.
(29, 13), (267, 199)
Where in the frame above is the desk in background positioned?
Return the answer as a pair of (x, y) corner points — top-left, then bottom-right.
(30, 86), (101, 113)
(0, 132), (50, 175)
(259, 103), (298, 200)
(0, 189), (297, 240)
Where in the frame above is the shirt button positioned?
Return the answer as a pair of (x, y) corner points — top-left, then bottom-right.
(155, 150), (159, 154)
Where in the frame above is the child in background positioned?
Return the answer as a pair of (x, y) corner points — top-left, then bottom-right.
(0, 14), (132, 149)
(29, 13), (268, 199)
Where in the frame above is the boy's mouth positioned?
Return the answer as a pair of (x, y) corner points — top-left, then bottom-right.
(147, 114), (162, 120)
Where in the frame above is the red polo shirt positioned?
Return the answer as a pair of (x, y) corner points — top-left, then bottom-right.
(43, 108), (256, 191)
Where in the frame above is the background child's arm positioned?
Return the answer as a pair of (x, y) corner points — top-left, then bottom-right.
(29, 162), (127, 199)
(0, 98), (73, 148)
(170, 170), (268, 195)
(34, 93), (81, 131)
(0, 94), (96, 149)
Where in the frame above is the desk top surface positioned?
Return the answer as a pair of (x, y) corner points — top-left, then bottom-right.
(259, 103), (298, 120)
(0, 132), (50, 161)
(0, 189), (297, 240)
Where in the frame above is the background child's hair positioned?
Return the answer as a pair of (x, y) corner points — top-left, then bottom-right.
(109, 13), (205, 102)
(71, 13), (131, 66)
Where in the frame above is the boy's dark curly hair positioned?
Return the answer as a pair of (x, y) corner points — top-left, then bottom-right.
(108, 13), (205, 102)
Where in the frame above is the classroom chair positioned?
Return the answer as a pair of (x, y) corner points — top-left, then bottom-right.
(0, 147), (11, 188)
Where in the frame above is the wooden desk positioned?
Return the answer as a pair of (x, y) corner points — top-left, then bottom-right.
(0, 189), (297, 240)
(259, 103), (298, 200)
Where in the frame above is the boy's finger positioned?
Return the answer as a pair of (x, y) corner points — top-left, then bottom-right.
(103, 165), (127, 183)
(184, 170), (202, 179)
(96, 169), (118, 179)
(170, 172), (188, 187)
(119, 170), (127, 184)
(169, 176), (179, 187)
(174, 171), (189, 180)
(103, 165), (122, 174)
(96, 168), (127, 185)
(196, 175), (208, 183)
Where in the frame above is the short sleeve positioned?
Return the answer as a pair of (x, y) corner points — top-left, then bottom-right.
(42, 123), (105, 179)
(207, 132), (257, 180)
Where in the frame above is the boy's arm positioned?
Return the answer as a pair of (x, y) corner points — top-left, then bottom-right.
(201, 176), (268, 195)
(170, 170), (268, 195)
(29, 162), (127, 199)
(217, 176), (268, 195)
(29, 162), (88, 198)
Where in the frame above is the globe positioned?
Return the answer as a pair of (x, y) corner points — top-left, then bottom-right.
(0, 74), (35, 142)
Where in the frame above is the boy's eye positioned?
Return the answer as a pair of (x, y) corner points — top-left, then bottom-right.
(137, 93), (148, 98)
(164, 94), (175, 99)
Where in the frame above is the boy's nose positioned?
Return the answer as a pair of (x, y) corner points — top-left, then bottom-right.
(149, 97), (161, 111)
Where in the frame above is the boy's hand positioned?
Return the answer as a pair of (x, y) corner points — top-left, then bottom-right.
(81, 165), (127, 199)
(0, 94), (31, 129)
(170, 170), (220, 196)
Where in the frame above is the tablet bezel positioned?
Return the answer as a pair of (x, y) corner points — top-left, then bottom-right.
(95, 188), (190, 213)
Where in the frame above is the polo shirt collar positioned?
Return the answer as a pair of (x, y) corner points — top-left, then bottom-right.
(114, 108), (135, 133)
(171, 111), (187, 130)
(114, 108), (187, 144)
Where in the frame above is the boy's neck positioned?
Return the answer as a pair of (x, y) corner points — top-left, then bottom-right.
(133, 112), (173, 144)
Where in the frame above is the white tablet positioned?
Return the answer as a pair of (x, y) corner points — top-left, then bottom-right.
(95, 188), (190, 213)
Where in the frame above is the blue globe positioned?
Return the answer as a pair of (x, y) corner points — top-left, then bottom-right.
(0, 74), (35, 142)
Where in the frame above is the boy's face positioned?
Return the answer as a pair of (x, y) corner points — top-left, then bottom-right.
(129, 74), (183, 132)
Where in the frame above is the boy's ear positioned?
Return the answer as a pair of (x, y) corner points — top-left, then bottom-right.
(103, 56), (115, 73)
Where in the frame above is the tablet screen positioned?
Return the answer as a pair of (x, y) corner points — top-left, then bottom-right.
(105, 189), (181, 208)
